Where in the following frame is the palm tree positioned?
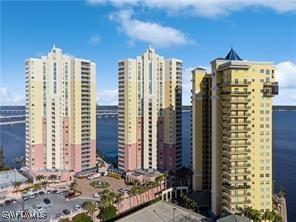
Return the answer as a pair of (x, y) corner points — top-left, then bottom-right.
(36, 175), (44, 181)
(27, 178), (33, 185)
(40, 181), (48, 189)
(271, 210), (282, 222)
(240, 207), (262, 222)
(13, 181), (22, 192)
(83, 201), (97, 221)
(49, 174), (57, 180)
(69, 180), (78, 193)
(262, 210), (274, 221)
(115, 193), (124, 212)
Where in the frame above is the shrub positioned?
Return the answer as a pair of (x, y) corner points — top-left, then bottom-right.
(90, 181), (110, 189)
(72, 213), (92, 222)
(99, 205), (117, 221)
(108, 173), (121, 180)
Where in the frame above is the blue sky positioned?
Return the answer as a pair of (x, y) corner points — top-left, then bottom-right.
(1, 0), (296, 105)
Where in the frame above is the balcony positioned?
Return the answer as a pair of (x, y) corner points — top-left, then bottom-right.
(223, 162), (251, 169)
(223, 183), (251, 190)
(263, 82), (279, 97)
(223, 169), (251, 176)
(223, 148), (250, 155)
(220, 81), (251, 87)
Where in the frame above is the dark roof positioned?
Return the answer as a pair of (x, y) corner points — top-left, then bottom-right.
(225, 48), (242, 61)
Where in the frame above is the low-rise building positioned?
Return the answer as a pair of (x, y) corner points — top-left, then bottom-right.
(125, 169), (162, 184)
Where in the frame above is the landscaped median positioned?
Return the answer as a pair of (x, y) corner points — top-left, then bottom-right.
(90, 181), (110, 189)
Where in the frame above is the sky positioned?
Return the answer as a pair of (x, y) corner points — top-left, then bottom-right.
(1, 0), (296, 105)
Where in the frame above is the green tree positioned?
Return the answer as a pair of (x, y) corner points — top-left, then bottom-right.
(83, 201), (97, 221)
(238, 207), (262, 222)
(69, 180), (78, 192)
(99, 205), (117, 221)
(13, 181), (22, 191)
(40, 181), (48, 189)
(72, 213), (92, 222)
(262, 210), (274, 221)
(271, 210), (282, 222)
(115, 193), (124, 212)
(36, 175), (44, 181)
(49, 174), (57, 180)
(27, 178), (33, 185)
(58, 218), (71, 222)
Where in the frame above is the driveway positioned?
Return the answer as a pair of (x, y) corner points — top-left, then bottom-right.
(76, 176), (131, 198)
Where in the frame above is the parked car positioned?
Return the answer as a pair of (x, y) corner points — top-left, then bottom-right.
(35, 205), (43, 211)
(39, 191), (45, 196)
(51, 190), (57, 194)
(11, 198), (17, 204)
(29, 194), (36, 199)
(63, 209), (70, 215)
(43, 198), (51, 205)
(22, 196), (29, 201)
(93, 193), (101, 198)
(46, 190), (51, 194)
(74, 204), (82, 211)
(4, 200), (12, 205)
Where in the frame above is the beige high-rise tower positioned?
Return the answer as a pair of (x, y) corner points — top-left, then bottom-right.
(25, 46), (96, 180)
(118, 47), (182, 173)
(192, 49), (278, 215)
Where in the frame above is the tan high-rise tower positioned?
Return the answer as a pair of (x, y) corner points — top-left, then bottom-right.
(192, 49), (278, 215)
(25, 47), (96, 180)
(118, 47), (182, 173)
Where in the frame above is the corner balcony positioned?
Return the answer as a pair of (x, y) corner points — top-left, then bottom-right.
(263, 82), (279, 97)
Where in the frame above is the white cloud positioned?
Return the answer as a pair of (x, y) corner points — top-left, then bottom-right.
(109, 10), (193, 48)
(274, 61), (296, 105)
(96, 89), (118, 105)
(88, 35), (101, 44)
(87, 0), (296, 17)
(0, 87), (25, 105)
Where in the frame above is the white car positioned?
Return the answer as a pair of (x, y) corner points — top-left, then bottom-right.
(74, 204), (82, 211)
(93, 193), (101, 199)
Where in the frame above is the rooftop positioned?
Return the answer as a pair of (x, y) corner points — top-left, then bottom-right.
(217, 215), (251, 222)
(127, 169), (162, 178)
(117, 201), (206, 222)
(0, 169), (27, 189)
(225, 48), (243, 61)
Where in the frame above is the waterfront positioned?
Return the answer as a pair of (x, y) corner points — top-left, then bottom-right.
(0, 111), (295, 220)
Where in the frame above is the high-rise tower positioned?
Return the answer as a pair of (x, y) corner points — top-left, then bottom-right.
(192, 49), (278, 215)
(25, 47), (96, 180)
(118, 47), (182, 173)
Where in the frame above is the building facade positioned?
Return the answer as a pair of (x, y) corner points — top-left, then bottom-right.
(25, 46), (96, 179)
(192, 68), (212, 192)
(118, 47), (182, 173)
(192, 49), (278, 215)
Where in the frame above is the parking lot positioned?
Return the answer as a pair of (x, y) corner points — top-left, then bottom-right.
(0, 192), (93, 221)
